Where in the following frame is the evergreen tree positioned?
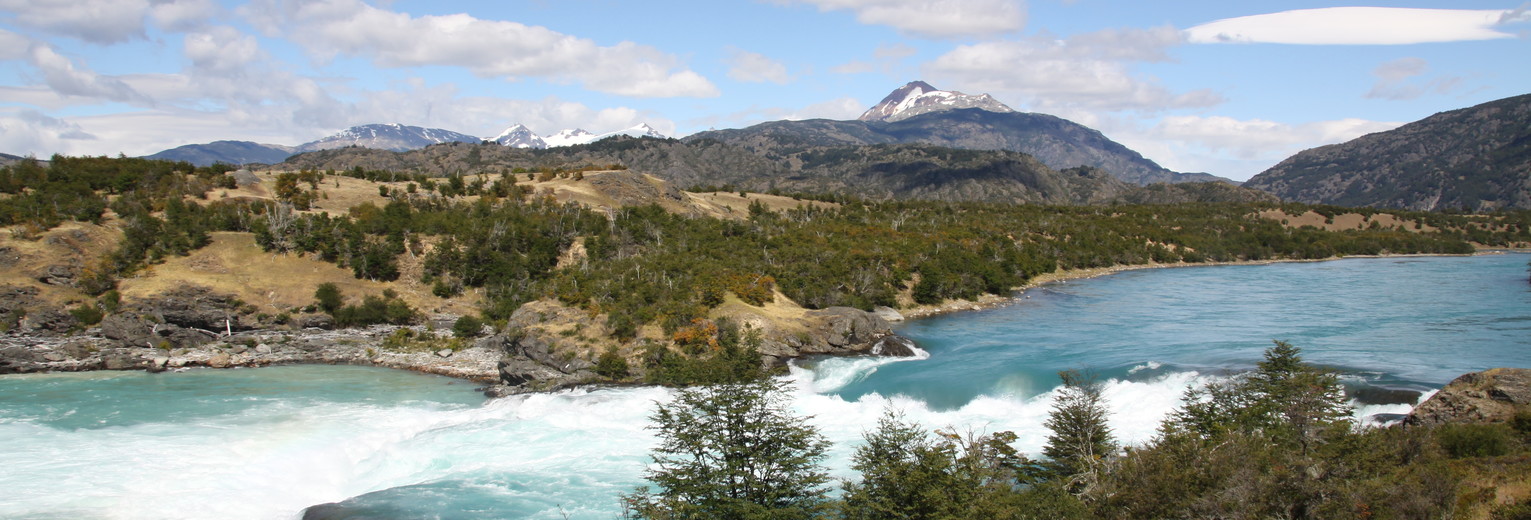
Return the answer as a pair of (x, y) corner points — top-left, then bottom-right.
(623, 378), (831, 519)
(1043, 370), (1116, 492)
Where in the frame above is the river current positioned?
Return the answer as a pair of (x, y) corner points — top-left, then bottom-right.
(2, 254), (1528, 519)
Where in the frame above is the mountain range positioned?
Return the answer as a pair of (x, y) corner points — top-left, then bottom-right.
(142, 82), (1220, 189)
(1244, 93), (1531, 211)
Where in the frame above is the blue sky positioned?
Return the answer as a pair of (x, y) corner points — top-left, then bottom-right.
(1, 0), (1527, 180)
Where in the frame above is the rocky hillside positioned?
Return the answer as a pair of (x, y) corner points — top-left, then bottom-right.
(1245, 93), (1531, 210)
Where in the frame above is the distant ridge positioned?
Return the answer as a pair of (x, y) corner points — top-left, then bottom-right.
(144, 140), (296, 167)
(297, 123), (482, 153)
(1244, 93), (1531, 210)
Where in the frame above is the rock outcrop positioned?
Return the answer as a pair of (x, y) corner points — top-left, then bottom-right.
(1406, 368), (1531, 426)
(0, 325), (505, 382)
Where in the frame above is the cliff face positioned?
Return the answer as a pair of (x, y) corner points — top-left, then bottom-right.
(1244, 93), (1531, 210)
(1406, 368), (1531, 426)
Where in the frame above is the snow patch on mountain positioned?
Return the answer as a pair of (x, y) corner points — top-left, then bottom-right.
(488, 124), (547, 149)
(298, 123), (481, 152)
(858, 81), (1015, 123)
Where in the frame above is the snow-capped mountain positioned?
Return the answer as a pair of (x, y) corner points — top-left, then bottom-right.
(857, 81), (1015, 123)
(542, 128), (596, 148)
(503, 124), (668, 149)
(297, 123), (482, 153)
(487, 124), (547, 149)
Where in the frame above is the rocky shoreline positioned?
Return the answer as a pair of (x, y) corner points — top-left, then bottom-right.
(0, 285), (916, 397)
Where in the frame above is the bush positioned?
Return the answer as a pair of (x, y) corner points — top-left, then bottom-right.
(452, 315), (484, 338)
(595, 347), (629, 379)
(1436, 423), (1516, 458)
(69, 305), (103, 326)
(314, 283), (343, 314)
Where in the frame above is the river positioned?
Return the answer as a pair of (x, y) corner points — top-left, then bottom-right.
(2, 254), (1528, 519)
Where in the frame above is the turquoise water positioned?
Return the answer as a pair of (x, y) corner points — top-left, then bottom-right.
(1, 254), (1527, 519)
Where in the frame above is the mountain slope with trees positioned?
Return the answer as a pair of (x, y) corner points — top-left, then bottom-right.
(1245, 93), (1531, 210)
(687, 108), (1230, 186)
(277, 138), (1264, 205)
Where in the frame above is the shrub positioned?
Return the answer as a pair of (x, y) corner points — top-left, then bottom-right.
(595, 347), (629, 380)
(452, 315), (484, 338)
(1436, 423), (1516, 458)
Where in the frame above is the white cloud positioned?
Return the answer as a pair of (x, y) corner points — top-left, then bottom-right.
(1186, 8), (1526, 45)
(726, 48), (792, 84)
(183, 26), (260, 74)
(1113, 115), (1404, 179)
(0, 29), (30, 60)
(783, 97), (866, 120)
(776, 0), (1026, 38)
(831, 60), (874, 74)
(239, 0), (718, 98)
(1365, 57), (1462, 101)
(0, 0), (216, 44)
(150, 0), (219, 32)
(0, 109), (98, 158)
(927, 27), (1221, 113)
(28, 45), (152, 104)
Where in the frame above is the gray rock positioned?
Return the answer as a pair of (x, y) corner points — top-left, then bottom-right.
(871, 335), (920, 357)
(1406, 368), (1531, 426)
(21, 307), (76, 333)
(100, 314), (156, 347)
(37, 264), (79, 287)
(299, 314), (334, 329)
(872, 306), (905, 322)
(101, 349), (147, 370)
(435, 348), (454, 358)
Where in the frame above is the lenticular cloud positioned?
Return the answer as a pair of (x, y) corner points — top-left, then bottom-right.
(1185, 7), (1525, 45)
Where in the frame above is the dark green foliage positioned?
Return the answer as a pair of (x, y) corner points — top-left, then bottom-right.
(841, 411), (1080, 520)
(1097, 342), (1459, 519)
(623, 378), (831, 519)
(314, 283), (343, 314)
(331, 292), (416, 328)
(69, 305), (103, 326)
(645, 320), (766, 386)
(1437, 423), (1517, 458)
(452, 315), (484, 338)
(595, 347), (630, 380)
(1165, 341), (1352, 451)
(1043, 370), (1116, 488)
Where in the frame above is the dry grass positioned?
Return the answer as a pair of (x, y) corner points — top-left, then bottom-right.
(685, 191), (839, 220)
(0, 221), (119, 307)
(116, 232), (474, 315)
(1259, 209), (1436, 232)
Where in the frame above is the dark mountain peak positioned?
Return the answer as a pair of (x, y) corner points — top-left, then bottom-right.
(1244, 92), (1531, 210)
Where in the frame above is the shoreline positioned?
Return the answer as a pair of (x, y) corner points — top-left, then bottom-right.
(897, 250), (1525, 321)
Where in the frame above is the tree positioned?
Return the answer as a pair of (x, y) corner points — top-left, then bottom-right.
(1043, 370), (1116, 492)
(452, 315), (484, 338)
(623, 378), (831, 519)
(842, 411), (1079, 520)
(1167, 341), (1350, 449)
(314, 282), (343, 314)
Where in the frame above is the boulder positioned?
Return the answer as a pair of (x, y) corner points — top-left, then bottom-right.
(36, 264), (79, 287)
(1406, 368), (1531, 426)
(21, 307), (76, 333)
(870, 335), (920, 357)
(137, 286), (244, 331)
(101, 349), (148, 370)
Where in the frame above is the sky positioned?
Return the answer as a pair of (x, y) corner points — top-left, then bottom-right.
(1, 1), (1527, 181)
